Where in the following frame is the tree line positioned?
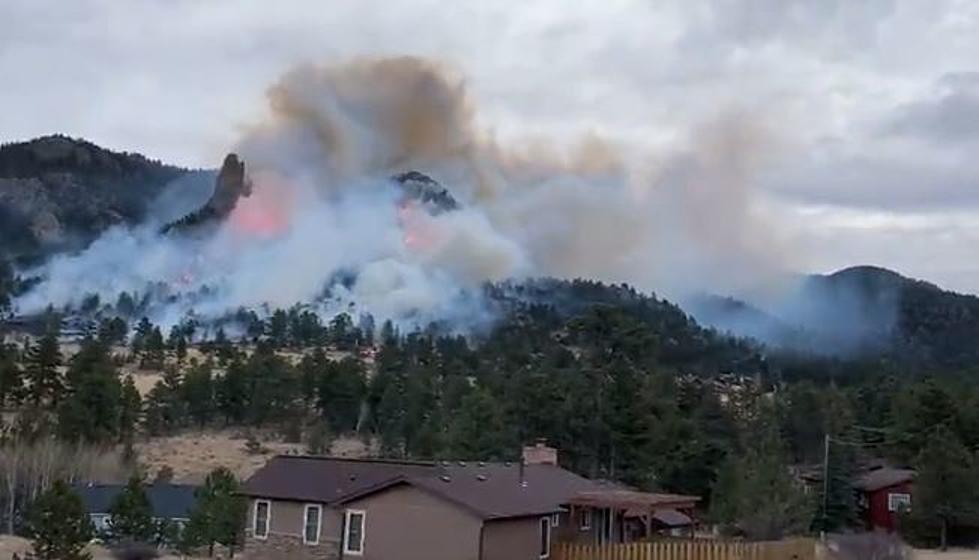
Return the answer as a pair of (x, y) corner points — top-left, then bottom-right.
(3, 280), (979, 547)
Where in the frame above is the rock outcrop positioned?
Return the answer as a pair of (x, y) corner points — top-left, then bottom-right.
(162, 154), (252, 234)
(393, 170), (459, 213)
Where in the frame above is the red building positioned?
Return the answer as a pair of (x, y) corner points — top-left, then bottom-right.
(854, 467), (915, 532)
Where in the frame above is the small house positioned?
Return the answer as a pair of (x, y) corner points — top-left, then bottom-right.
(74, 483), (198, 536)
(241, 442), (700, 560)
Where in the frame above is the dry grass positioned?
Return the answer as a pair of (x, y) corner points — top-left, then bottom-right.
(136, 429), (372, 483)
(0, 535), (213, 559)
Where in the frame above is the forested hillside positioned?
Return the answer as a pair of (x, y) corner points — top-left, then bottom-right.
(0, 135), (197, 261)
(3, 276), (979, 545)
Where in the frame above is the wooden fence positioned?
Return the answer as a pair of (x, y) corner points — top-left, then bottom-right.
(553, 538), (816, 560)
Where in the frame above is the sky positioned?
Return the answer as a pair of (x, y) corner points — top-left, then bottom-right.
(2, 0), (978, 293)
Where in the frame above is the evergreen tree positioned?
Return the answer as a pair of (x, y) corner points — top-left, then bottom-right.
(710, 402), (813, 540)
(141, 326), (166, 370)
(445, 386), (509, 460)
(0, 342), (24, 407)
(118, 375), (142, 444)
(97, 317), (128, 346)
(0, 258), (13, 312)
(316, 358), (367, 433)
(182, 360), (215, 427)
(912, 427), (979, 550)
(24, 320), (64, 407)
(57, 337), (123, 443)
(27, 480), (93, 560)
(108, 476), (156, 544)
(131, 317), (153, 355)
(143, 367), (184, 436)
(183, 468), (246, 557)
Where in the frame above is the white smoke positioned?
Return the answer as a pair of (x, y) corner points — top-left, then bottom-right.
(14, 56), (795, 332)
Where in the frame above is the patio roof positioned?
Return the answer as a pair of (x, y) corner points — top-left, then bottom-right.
(569, 489), (700, 510)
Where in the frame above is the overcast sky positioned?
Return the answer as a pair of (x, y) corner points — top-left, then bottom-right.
(2, 0), (978, 293)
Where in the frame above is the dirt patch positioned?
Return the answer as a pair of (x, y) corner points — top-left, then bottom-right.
(136, 430), (372, 483)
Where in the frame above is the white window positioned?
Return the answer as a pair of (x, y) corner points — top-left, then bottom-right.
(888, 493), (912, 512)
(303, 504), (322, 545)
(343, 509), (366, 556)
(579, 508), (592, 531)
(552, 512), (560, 527)
(253, 500), (270, 540)
(91, 514), (110, 534)
(539, 516), (552, 559)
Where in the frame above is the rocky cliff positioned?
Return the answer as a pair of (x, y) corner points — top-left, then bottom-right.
(162, 153), (251, 234)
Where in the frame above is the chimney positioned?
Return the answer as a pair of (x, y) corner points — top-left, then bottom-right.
(522, 439), (558, 466)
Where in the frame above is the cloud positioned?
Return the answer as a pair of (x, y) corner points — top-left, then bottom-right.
(886, 72), (979, 145)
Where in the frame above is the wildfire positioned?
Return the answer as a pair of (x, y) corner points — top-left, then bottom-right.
(229, 172), (295, 237)
(397, 200), (441, 252)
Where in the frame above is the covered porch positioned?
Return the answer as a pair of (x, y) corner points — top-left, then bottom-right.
(567, 489), (700, 544)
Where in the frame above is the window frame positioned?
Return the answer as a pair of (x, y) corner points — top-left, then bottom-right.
(303, 504), (322, 545)
(579, 507), (592, 531)
(540, 515), (552, 559)
(343, 509), (366, 556)
(552, 512), (560, 527)
(888, 492), (912, 512)
(253, 500), (271, 540)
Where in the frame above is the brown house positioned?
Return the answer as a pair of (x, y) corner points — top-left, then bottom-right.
(241, 442), (699, 560)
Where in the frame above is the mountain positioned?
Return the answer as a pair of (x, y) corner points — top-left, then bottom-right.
(691, 266), (979, 370)
(0, 135), (201, 261)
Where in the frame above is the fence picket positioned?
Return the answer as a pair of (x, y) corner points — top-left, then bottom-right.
(553, 538), (815, 560)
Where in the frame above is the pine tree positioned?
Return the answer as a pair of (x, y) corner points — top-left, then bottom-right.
(24, 321), (64, 407)
(57, 337), (123, 443)
(131, 317), (153, 355)
(119, 375), (142, 444)
(27, 480), (93, 560)
(316, 358), (366, 433)
(182, 360), (215, 427)
(141, 326), (166, 370)
(445, 387), (508, 460)
(0, 258), (13, 312)
(0, 342), (24, 407)
(710, 402), (813, 540)
(183, 468), (246, 557)
(912, 427), (979, 550)
(108, 476), (156, 544)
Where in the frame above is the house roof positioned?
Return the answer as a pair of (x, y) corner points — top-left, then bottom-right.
(240, 456), (437, 503)
(854, 468), (915, 492)
(74, 483), (198, 519)
(244, 455), (656, 521)
(338, 463), (597, 520)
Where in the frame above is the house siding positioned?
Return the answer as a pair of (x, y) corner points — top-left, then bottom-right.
(244, 498), (341, 560)
(342, 484), (483, 560)
(867, 482), (913, 532)
(481, 516), (549, 560)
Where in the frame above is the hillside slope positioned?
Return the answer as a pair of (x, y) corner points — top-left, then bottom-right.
(692, 266), (979, 369)
(0, 135), (199, 260)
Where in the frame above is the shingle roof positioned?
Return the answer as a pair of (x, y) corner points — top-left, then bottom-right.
(854, 468), (915, 492)
(240, 456), (438, 503)
(244, 456), (604, 520)
(403, 463), (598, 520)
(74, 484), (198, 519)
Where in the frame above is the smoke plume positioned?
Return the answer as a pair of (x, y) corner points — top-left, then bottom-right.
(14, 56), (795, 332)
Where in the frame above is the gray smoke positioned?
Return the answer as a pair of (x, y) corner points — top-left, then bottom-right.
(14, 56), (802, 333)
